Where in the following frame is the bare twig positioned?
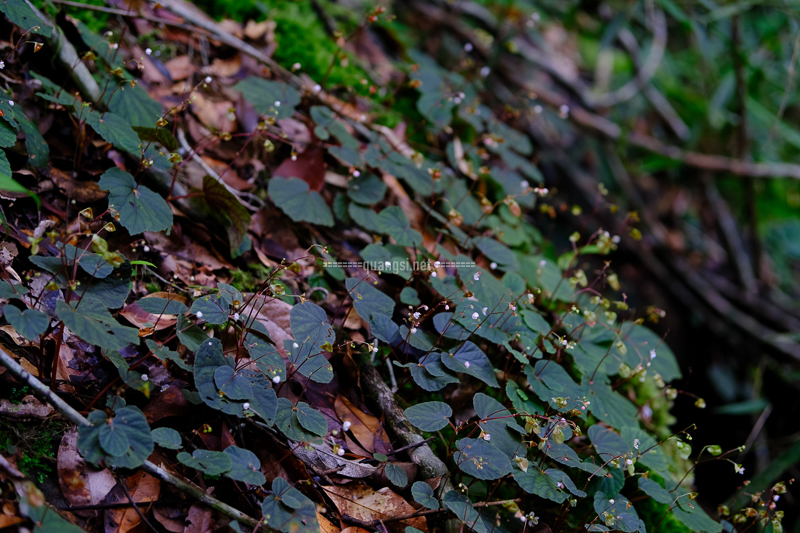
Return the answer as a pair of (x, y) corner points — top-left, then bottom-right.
(732, 15), (761, 281)
(702, 176), (756, 292)
(175, 128), (262, 210)
(119, 477), (159, 533)
(593, 5), (667, 108)
(617, 27), (690, 140)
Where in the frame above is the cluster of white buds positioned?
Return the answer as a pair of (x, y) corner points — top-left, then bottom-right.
(533, 187), (549, 197)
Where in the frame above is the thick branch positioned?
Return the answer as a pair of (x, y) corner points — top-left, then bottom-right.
(25, 0), (101, 102)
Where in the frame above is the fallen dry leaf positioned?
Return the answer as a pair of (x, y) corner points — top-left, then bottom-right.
(163, 55), (196, 81)
(273, 147), (328, 192)
(119, 302), (177, 334)
(106, 471), (161, 533)
(324, 484), (427, 533)
(153, 506), (186, 533)
(57, 428), (117, 513)
(184, 504), (215, 533)
(334, 396), (391, 456)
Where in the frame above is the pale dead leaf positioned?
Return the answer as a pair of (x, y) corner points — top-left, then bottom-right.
(291, 442), (377, 479)
(324, 485), (427, 533)
(244, 19), (275, 41)
(0, 395), (53, 420)
(57, 428), (116, 514)
(163, 56), (196, 81)
(56, 344), (80, 393)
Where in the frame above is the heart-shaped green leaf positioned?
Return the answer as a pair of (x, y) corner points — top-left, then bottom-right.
(405, 401), (452, 432)
(269, 177), (333, 226)
(99, 167), (172, 235)
(4, 305), (48, 340)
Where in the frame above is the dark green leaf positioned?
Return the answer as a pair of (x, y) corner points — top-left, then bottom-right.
(405, 401), (452, 432)
(514, 468), (569, 503)
(107, 83), (162, 128)
(349, 203), (382, 232)
(99, 422), (130, 457)
(520, 309), (550, 336)
(442, 491), (488, 533)
(202, 175), (252, 251)
(473, 393), (525, 460)
(56, 299), (139, 352)
(0, 280), (28, 299)
(137, 297), (188, 315)
(295, 402), (328, 436)
(194, 337), (243, 416)
(378, 206), (422, 247)
(151, 427), (182, 449)
(347, 174), (386, 205)
(178, 449), (232, 476)
(275, 398), (319, 442)
(440, 341), (499, 388)
(269, 177), (333, 226)
(82, 109), (141, 154)
(411, 481), (438, 509)
(385, 462), (408, 487)
(454, 438), (512, 480)
(224, 445), (266, 485)
(190, 294), (230, 325)
(177, 314), (208, 352)
(399, 287), (420, 306)
(99, 167), (172, 235)
(592, 492), (645, 533)
(0, 0), (51, 36)
(132, 126), (179, 151)
(16, 114), (47, 167)
(214, 366), (253, 400)
(4, 305), (48, 340)
(233, 78), (300, 120)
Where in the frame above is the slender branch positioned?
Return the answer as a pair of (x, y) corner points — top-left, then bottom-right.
(119, 477), (159, 533)
(0, 347), (266, 531)
(593, 4), (667, 108)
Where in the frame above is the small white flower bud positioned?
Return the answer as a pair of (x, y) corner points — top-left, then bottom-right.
(272, 375), (281, 384)
(205, 76), (212, 83)
(343, 421), (352, 431)
(472, 312), (479, 320)
(195, 311), (203, 318)
(141, 374), (149, 382)
(243, 402), (250, 410)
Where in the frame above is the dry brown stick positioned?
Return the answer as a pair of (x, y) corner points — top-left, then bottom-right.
(617, 27), (690, 140)
(702, 176), (756, 292)
(50, 0), (216, 35)
(119, 477), (159, 533)
(732, 15), (762, 281)
(592, 3), (667, 108)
